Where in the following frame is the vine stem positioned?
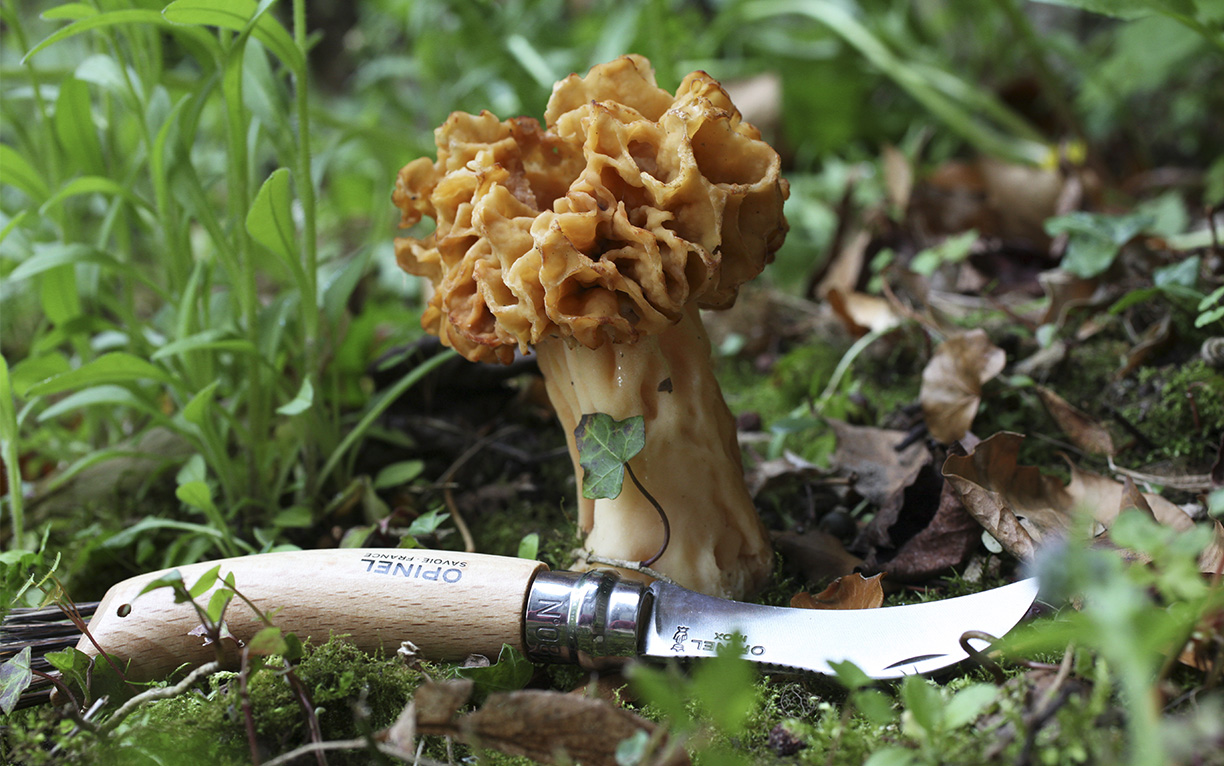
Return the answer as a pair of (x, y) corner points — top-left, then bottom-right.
(624, 463), (670, 568)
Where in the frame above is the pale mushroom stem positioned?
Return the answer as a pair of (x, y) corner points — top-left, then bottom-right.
(535, 304), (773, 599)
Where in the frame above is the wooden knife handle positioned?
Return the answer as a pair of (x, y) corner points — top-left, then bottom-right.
(76, 548), (548, 680)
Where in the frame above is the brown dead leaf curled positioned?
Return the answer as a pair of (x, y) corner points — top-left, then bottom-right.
(399, 679), (688, 766)
(773, 529), (862, 585)
(944, 432), (1205, 565)
(861, 480), (984, 582)
(828, 419), (930, 517)
(826, 288), (902, 336)
(920, 329), (1006, 444)
(790, 573), (884, 610)
(942, 432), (1074, 560)
(1034, 385), (1115, 456)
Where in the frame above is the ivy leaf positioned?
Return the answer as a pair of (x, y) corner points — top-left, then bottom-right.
(44, 647), (91, 701)
(0, 647), (33, 715)
(1045, 211), (1154, 278)
(574, 413), (645, 500)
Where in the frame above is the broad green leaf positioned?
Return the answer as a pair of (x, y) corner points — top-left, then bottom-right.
(373, 460), (425, 489)
(40, 175), (151, 216)
(0, 355), (16, 441)
(8, 243), (161, 294)
(182, 380), (222, 425)
(517, 532), (540, 560)
(162, 0), (305, 74)
(188, 565), (222, 598)
(574, 413), (646, 500)
(899, 676), (943, 735)
(627, 663), (693, 730)
(23, 10), (213, 63)
(276, 377), (313, 415)
(246, 168), (300, 276)
(852, 688), (899, 725)
(456, 644), (534, 693)
(43, 646), (93, 700)
(139, 569), (185, 596)
(909, 229), (978, 276)
(177, 453), (207, 484)
(9, 353), (70, 399)
(272, 505), (313, 528)
(1153, 255), (1200, 288)
(0, 144), (49, 202)
(151, 329), (258, 360)
(248, 626), (288, 656)
(206, 587), (235, 623)
(53, 77), (104, 175)
(102, 518), (250, 552)
(943, 683), (999, 729)
(863, 747), (920, 766)
(38, 265), (81, 325)
(1045, 211), (1155, 278)
(41, 3), (99, 20)
(829, 659), (873, 691)
(176, 480), (217, 515)
(26, 353), (173, 397)
(407, 508), (449, 538)
(0, 647), (33, 715)
(37, 384), (145, 422)
(691, 647), (758, 735)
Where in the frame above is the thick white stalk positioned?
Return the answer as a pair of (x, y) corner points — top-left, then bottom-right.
(535, 304), (772, 599)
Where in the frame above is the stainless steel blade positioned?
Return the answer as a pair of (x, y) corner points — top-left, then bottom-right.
(641, 578), (1039, 678)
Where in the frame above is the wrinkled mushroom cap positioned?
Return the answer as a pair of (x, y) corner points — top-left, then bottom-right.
(394, 54), (789, 363)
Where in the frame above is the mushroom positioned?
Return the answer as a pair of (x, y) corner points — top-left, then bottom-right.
(393, 55), (789, 598)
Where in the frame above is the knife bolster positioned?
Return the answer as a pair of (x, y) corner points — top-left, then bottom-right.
(523, 570), (647, 668)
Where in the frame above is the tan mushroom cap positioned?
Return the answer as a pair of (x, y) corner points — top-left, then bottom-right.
(394, 54), (789, 364)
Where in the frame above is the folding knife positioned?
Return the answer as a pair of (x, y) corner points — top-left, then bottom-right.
(76, 548), (1038, 680)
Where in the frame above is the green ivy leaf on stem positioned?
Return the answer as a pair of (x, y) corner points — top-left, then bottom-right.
(0, 647), (33, 715)
(574, 413), (645, 500)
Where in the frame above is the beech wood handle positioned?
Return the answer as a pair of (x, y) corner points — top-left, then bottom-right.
(76, 549), (548, 680)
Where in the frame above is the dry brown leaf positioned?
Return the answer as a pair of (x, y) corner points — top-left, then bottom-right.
(1034, 386), (1116, 456)
(861, 480), (983, 582)
(813, 230), (871, 299)
(1200, 520), (1224, 575)
(920, 330), (1006, 444)
(773, 529), (862, 585)
(1037, 269), (1107, 327)
(1066, 463), (1193, 531)
(829, 419), (930, 515)
(826, 288), (902, 336)
(405, 680), (687, 766)
(942, 432), (1073, 560)
(944, 432), (1206, 566)
(882, 144), (913, 213)
(790, 572), (884, 610)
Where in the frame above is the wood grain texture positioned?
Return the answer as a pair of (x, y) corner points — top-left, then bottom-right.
(76, 549), (548, 680)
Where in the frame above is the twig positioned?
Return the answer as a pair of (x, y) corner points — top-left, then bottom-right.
(240, 649), (262, 765)
(435, 425), (520, 553)
(31, 669), (96, 733)
(624, 463), (670, 568)
(98, 661), (222, 734)
(260, 737), (442, 766)
(581, 553), (680, 586)
(281, 659), (328, 766)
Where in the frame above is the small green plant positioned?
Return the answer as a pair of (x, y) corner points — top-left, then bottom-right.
(1011, 509), (1224, 766)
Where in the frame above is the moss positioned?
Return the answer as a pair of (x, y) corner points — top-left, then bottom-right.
(1123, 359), (1224, 468)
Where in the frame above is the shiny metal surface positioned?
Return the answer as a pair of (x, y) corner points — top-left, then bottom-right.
(524, 570), (647, 668)
(640, 578), (1040, 678)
